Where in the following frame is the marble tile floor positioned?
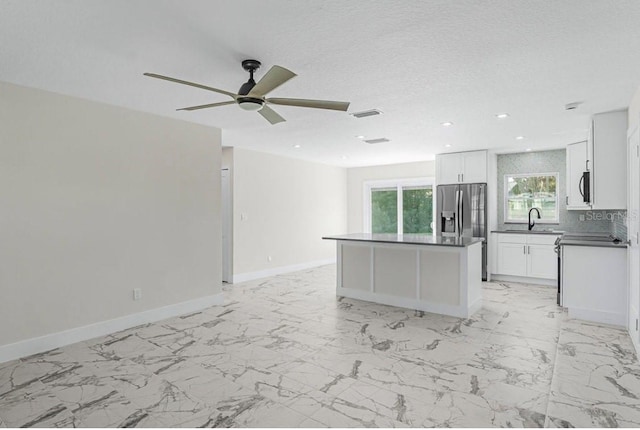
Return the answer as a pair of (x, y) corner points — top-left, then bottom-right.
(1, 264), (639, 427)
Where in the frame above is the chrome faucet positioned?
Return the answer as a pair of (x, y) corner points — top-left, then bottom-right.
(528, 207), (541, 231)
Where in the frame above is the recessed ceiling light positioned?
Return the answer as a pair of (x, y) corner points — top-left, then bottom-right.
(341, 155), (348, 160)
(441, 121), (453, 127)
(516, 136), (525, 140)
(445, 144), (452, 148)
(293, 144), (301, 148)
(526, 148), (532, 152)
(355, 135), (365, 139)
(496, 113), (510, 119)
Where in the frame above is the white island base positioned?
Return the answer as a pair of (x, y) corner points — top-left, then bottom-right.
(325, 234), (483, 318)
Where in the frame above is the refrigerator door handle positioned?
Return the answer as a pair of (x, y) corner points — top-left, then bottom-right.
(458, 189), (464, 237)
(454, 190), (460, 235)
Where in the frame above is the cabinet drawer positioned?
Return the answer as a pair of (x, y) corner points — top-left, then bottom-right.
(527, 235), (561, 245)
(497, 234), (527, 244)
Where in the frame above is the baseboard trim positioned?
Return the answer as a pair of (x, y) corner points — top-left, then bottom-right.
(631, 331), (640, 359)
(337, 287), (479, 319)
(490, 274), (557, 287)
(568, 306), (626, 327)
(232, 258), (335, 284)
(0, 293), (224, 364)
(629, 305), (640, 359)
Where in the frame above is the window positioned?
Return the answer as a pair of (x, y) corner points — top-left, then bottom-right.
(504, 173), (559, 223)
(371, 188), (398, 233)
(365, 178), (434, 234)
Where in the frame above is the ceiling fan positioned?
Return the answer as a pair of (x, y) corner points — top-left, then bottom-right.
(144, 59), (350, 125)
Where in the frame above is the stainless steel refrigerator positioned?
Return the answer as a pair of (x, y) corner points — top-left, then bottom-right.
(436, 183), (487, 280)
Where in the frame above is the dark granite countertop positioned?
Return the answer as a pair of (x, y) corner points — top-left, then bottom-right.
(494, 229), (628, 247)
(559, 233), (628, 248)
(322, 233), (484, 247)
(492, 229), (564, 235)
(558, 239), (628, 248)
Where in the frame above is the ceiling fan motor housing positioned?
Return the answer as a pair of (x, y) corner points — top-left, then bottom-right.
(238, 80), (256, 95)
(237, 59), (264, 110)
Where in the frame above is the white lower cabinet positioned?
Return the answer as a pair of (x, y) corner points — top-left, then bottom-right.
(496, 233), (560, 280)
(527, 243), (559, 279)
(562, 245), (626, 326)
(497, 241), (528, 276)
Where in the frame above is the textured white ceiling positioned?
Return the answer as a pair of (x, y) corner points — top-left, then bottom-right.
(1, 0), (640, 167)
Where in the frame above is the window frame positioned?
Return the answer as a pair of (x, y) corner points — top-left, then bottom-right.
(503, 172), (560, 224)
(363, 177), (435, 234)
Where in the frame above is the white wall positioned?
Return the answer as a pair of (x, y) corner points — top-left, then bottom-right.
(0, 81), (222, 348)
(487, 151), (499, 277)
(628, 86), (640, 354)
(630, 87), (640, 131)
(346, 161), (435, 232)
(222, 146), (234, 169)
(231, 148), (346, 277)
(221, 147), (235, 282)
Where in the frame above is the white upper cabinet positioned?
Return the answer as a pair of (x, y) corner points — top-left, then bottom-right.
(437, 153), (462, 185)
(591, 110), (627, 210)
(436, 150), (487, 184)
(566, 110), (627, 210)
(461, 151), (488, 183)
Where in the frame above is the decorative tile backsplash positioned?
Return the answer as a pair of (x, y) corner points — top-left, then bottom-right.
(497, 150), (627, 239)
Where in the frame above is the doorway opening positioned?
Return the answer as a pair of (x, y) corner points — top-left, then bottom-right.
(221, 168), (232, 283)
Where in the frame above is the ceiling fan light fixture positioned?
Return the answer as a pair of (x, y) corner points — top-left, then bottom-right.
(237, 97), (264, 111)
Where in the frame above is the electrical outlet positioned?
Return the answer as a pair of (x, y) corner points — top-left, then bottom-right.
(133, 288), (142, 301)
(267, 256), (272, 262)
(579, 214), (585, 221)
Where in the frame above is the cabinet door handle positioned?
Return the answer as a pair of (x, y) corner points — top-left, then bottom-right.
(461, 173), (464, 182)
(523, 245), (526, 254)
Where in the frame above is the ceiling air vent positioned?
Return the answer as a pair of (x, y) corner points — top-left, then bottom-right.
(565, 101), (582, 110)
(351, 109), (383, 119)
(364, 138), (390, 144)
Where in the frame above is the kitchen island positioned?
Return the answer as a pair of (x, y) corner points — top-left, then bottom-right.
(322, 233), (483, 318)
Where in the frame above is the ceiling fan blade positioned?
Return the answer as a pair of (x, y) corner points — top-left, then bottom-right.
(258, 105), (286, 125)
(177, 101), (236, 111)
(266, 97), (350, 112)
(144, 73), (237, 99)
(248, 65), (297, 97)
